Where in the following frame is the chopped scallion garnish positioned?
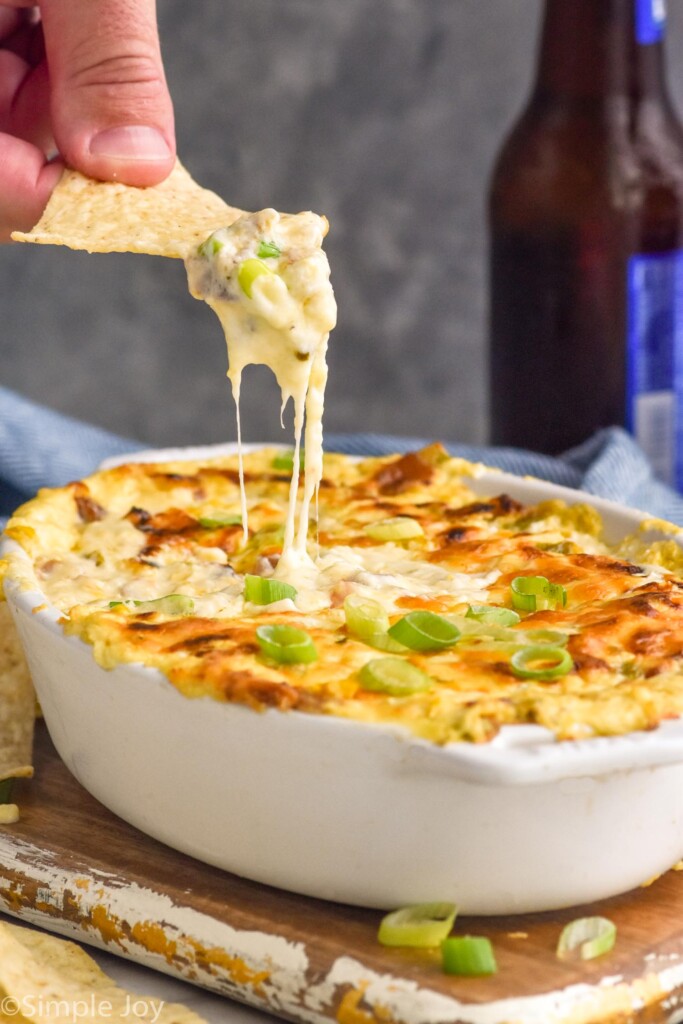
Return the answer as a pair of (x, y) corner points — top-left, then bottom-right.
(257, 239), (282, 259)
(444, 614), (518, 643)
(549, 581), (568, 607)
(244, 575), (297, 605)
(387, 611), (460, 652)
(359, 657), (433, 696)
(344, 595), (390, 640)
(510, 645), (573, 680)
(238, 258), (275, 298)
(466, 604), (520, 627)
(365, 517), (424, 542)
(272, 450), (305, 472)
(378, 903), (457, 948)
(197, 234), (224, 257)
(344, 596), (407, 652)
(198, 512), (242, 528)
(0, 779), (14, 804)
(363, 632), (410, 653)
(256, 624), (317, 664)
(441, 936), (498, 976)
(557, 917), (616, 961)
(251, 523), (285, 548)
(524, 629), (570, 647)
(510, 576), (567, 612)
(109, 595), (195, 615)
(136, 594), (195, 615)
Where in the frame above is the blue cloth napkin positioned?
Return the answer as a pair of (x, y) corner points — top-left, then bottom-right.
(2, 383), (683, 528)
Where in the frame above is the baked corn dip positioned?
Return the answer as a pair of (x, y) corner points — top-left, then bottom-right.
(4, 443), (683, 745)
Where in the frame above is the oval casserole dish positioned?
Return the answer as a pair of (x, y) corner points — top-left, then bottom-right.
(4, 443), (683, 915)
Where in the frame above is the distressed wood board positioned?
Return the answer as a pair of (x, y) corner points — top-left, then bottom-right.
(1, 724), (683, 1024)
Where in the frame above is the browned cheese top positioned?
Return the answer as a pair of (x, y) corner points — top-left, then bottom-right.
(4, 445), (683, 744)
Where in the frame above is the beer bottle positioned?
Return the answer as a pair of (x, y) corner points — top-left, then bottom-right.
(488, 0), (683, 486)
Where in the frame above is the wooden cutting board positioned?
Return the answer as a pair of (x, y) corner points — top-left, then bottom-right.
(2, 723), (683, 1024)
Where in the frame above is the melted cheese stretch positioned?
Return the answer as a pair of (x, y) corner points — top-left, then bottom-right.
(6, 447), (683, 745)
(184, 209), (337, 573)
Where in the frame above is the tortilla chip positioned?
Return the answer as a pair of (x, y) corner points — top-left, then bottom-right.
(11, 160), (244, 259)
(0, 805), (19, 824)
(0, 921), (210, 1023)
(0, 602), (34, 784)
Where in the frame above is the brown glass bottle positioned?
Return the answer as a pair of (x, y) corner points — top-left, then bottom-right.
(489, 0), (683, 484)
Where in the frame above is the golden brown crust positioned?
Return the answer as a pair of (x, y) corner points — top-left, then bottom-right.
(6, 446), (683, 744)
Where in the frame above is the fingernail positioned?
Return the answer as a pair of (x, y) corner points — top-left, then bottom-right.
(89, 125), (171, 161)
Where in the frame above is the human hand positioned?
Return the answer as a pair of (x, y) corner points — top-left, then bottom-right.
(1, 0), (175, 242)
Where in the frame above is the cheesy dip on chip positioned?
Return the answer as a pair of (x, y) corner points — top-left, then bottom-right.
(13, 162), (338, 582)
(5, 444), (683, 745)
(185, 207), (337, 572)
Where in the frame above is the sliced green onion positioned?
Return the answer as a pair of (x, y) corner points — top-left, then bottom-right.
(359, 657), (433, 696)
(510, 576), (567, 612)
(244, 574), (297, 605)
(272, 450), (305, 472)
(365, 517), (424, 542)
(344, 595), (390, 639)
(251, 523), (286, 549)
(134, 594), (195, 615)
(524, 629), (570, 646)
(510, 645), (573, 680)
(445, 615), (518, 643)
(257, 239), (282, 259)
(441, 936), (498, 976)
(549, 582), (568, 608)
(197, 234), (224, 257)
(343, 594), (409, 653)
(363, 632), (410, 654)
(0, 779), (14, 804)
(387, 611), (460, 652)
(256, 624), (317, 664)
(557, 917), (616, 961)
(198, 512), (242, 528)
(510, 576), (549, 611)
(109, 595), (195, 615)
(378, 903), (457, 948)
(466, 604), (520, 627)
(238, 258), (275, 298)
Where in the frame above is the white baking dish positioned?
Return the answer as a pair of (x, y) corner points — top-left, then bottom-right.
(4, 443), (683, 915)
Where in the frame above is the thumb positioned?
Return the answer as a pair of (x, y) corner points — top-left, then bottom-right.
(40, 0), (175, 186)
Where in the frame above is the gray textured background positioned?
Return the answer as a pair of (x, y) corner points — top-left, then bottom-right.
(3, 0), (683, 448)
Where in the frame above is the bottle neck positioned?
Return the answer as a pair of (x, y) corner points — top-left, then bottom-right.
(534, 0), (668, 102)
